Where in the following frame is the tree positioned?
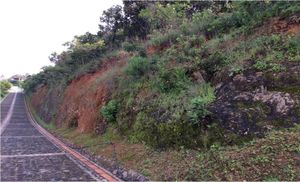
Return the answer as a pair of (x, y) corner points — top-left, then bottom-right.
(75, 32), (98, 44)
(99, 5), (125, 46)
(123, 1), (150, 38)
(140, 2), (189, 33)
(48, 52), (60, 64)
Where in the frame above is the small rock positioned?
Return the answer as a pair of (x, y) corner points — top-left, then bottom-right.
(122, 171), (128, 178)
(112, 170), (117, 175)
(233, 74), (246, 83)
(192, 71), (205, 84)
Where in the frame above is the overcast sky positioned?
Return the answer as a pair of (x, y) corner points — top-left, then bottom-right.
(0, 0), (122, 78)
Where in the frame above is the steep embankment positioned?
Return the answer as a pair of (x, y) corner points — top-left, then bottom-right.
(31, 52), (128, 133)
(25, 2), (300, 180)
(31, 15), (300, 137)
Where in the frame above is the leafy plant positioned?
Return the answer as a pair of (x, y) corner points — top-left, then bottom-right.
(101, 99), (119, 123)
(254, 60), (268, 71)
(0, 81), (12, 98)
(188, 84), (216, 125)
(155, 66), (190, 94)
(126, 56), (149, 79)
(122, 42), (138, 52)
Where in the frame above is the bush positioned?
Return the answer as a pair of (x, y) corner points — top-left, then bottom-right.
(132, 111), (200, 148)
(101, 99), (119, 123)
(149, 30), (181, 46)
(0, 81), (12, 98)
(201, 51), (226, 78)
(286, 35), (300, 61)
(125, 56), (149, 79)
(155, 66), (190, 94)
(137, 47), (147, 57)
(122, 42), (138, 52)
(130, 83), (218, 148)
(188, 84), (216, 125)
(253, 60), (268, 71)
(191, 9), (216, 35)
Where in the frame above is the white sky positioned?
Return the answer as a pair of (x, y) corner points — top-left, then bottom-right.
(0, 0), (122, 78)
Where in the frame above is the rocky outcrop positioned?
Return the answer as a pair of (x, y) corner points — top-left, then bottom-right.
(234, 90), (296, 117)
(211, 65), (300, 136)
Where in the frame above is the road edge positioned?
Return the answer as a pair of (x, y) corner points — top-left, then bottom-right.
(0, 92), (9, 104)
(0, 92), (17, 134)
(24, 95), (121, 182)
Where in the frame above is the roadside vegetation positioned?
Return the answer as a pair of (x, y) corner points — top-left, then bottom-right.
(29, 102), (300, 180)
(0, 81), (12, 99)
(24, 1), (300, 180)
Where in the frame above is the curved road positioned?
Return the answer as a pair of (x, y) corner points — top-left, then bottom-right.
(0, 91), (118, 181)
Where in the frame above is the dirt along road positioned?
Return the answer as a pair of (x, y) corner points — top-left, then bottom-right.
(0, 90), (119, 181)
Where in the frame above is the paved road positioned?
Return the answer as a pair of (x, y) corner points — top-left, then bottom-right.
(0, 92), (103, 181)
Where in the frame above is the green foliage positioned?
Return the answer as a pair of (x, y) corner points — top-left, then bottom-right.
(163, 35), (205, 63)
(254, 60), (268, 71)
(132, 111), (195, 148)
(229, 66), (244, 76)
(99, 5), (125, 46)
(140, 3), (189, 32)
(155, 66), (190, 94)
(101, 99), (119, 123)
(0, 81), (12, 98)
(122, 42), (147, 57)
(122, 42), (138, 52)
(201, 51), (226, 77)
(126, 56), (149, 79)
(132, 111), (224, 149)
(286, 35), (300, 62)
(24, 1), (300, 151)
(149, 29), (181, 46)
(188, 84), (216, 125)
(191, 9), (216, 34)
(128, 84), (218, 148)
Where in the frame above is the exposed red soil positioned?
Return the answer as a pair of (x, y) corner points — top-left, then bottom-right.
(56, 53), (128, 133)
(256, 16), (300, 35)
(147, 44), (170, 56)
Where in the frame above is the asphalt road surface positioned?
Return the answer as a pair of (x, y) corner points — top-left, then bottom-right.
(0, 92), (108, 181)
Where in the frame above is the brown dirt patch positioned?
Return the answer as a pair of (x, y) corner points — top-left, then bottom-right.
(56, 54), (129, 133)
(147, 44), (170, 56)
(254, 16), (300, 36)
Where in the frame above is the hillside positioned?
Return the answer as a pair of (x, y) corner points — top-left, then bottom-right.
(24, 1), (300, 180)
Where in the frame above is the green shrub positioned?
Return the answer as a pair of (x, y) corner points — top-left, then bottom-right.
(229, 66), (244, 77)
(0, 81), (12, 98)
(188, 84), (216, 125)
(132, 111), (199, 148)
(191, 10), (216, 35)
(101, 99), (119, 123)
(125, 56), (149, 79)
(122, 42), (137, 52)
(253, 60), (286, 72)
(254, 60), (268, 71)
(155, 66), (190, 94)
(286, 35), (300, 61)
(132, 111), (223, 149)
(149, 30), (181, 46)
(137, 47), (147, 57)
(269, 63), (286, 72)
(201, 51), (226, 77)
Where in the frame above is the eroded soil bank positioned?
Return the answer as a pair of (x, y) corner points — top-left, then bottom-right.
(30, 53), (128, 133)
